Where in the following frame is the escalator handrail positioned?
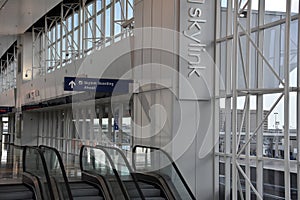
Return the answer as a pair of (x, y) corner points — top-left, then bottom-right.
(96, 145), (146, 200)
(80, 145), (130, 200)
(7, 143), (25, 149)
(39, 145), (73, 200)
(23, 146), (56, 200)
(132, 145), (196, 200)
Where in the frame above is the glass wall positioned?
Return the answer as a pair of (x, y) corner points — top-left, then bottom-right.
(0, 45), (17, 92)
(215, 0), (299, 199)
(31, 0), (134, 77)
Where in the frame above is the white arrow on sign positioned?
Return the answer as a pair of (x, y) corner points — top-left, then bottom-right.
(69, 80), (76, 89)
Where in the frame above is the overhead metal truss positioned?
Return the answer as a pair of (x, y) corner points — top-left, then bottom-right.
(0, 44), (17, 92)
(30, 0), (134, 79)
(215, 0), (297, 199)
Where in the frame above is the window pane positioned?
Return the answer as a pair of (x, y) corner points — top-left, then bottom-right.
(96, 0), (102, 11)
(106, 8), (111, 37)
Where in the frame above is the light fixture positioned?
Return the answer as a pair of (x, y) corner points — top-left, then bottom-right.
(24, 69), (31, 78)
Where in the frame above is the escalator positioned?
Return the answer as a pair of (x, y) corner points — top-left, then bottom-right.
(0, 145), (56, 200)
(95, 145), (167, 200)
(34, 144), (194, 200)
(132, 145), (196, 200)
(0, 184), (36, 200)
(80, 145), (136, 200)
(39, 145), (107, 200)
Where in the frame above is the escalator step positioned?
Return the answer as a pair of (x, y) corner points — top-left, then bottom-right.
(69, 182), (95, 189)
(0, 184), (30, 192)
(138, 183), (157, 189)
(71, 188), (100, 197)
(0, 190), (34, 200)
(132, 198), (165, 200)
(128, 188), (161, 198)
(73, 196), (104, 200)
(141, 188), (161, 197)
(125, 182), (156, 190)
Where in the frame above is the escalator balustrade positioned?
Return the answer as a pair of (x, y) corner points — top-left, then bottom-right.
(39, 145), (106, 200)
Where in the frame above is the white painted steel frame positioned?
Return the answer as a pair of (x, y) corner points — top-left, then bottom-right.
(30, 0), (133, 80)
(215, 0), (296, 199)
(297, 2), (300, 200)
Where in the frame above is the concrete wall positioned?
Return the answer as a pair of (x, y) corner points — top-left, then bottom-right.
(133, 0), (215, 199)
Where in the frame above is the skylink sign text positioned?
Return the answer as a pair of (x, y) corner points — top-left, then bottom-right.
(184, 0), (206, 77)
(179, 0), (214, 100)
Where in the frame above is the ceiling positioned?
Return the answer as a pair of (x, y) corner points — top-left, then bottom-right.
(0, 0), (62, 57)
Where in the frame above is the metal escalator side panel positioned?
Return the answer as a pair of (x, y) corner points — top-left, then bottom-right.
(81, 171), (113, 200)
(80, 145), (131, 200)
(38, 145), (73, 200)
(23, 146), (56, 200)
(132, 145), (196, 200)
(96, 145), (146, 200)
(23, 172), (44, 200)
(134, 172), (175, 200)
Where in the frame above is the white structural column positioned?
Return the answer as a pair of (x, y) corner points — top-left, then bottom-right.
(232, 0), (239, 199)
(284, 0), (291, 199)
(256, 0), (264, 197)
(297, 2), (300, 200)
(245, 1), (252, 199)
(214, 0), (221, 199)
(225, 1), (233, 199)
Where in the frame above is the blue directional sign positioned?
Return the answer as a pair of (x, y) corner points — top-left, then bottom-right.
(64, 77), (133, 93)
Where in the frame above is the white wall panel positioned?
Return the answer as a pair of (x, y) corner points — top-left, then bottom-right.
(0, 88), (15, 106)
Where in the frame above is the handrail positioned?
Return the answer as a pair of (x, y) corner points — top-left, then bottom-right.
(80, 145), (130, 200)
(6, 143), (25, 149)
(97, 145), (145, 200)
(132, 145), (196, 200)
(23, 146), (55, 200)
(39, 145), (73, 200)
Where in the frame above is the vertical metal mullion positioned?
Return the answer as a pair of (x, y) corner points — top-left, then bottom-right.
(82, 0), (86, 56)
(71, 10), (75, 62)
(232, 0), (239, 199)
(57, 110), (62, 151)
(98, 106), (103, 145)
(89, 107), (95, 145)
(214, 0), (221, 199)
(42, 112), (46, 144)
(52, 111), (57, 147)
(74, 108), (79, 164)
(82, 108), (87, 145)
(48, 112), (51, 146)
(256, 0), (265, 197)
(284, 0), (291, 199)
(245, 1), (252, 199)
(225, 0), (233, 199)
(60, 4), (64, 66)
(111, 0), (115, 40)
(38, 112), (43, 145)
(119, 103), (124, 146)
(6, 54), (9, 87)
(93, 0), (97, 48)
(62, 109), (67, 162)
(297, 2), (300, 199)
(103, 0), (106, 39)
(45, 17), (49, 71)
(108, 107), (112, 144)
(32, 27), (35, 80)
(54, 21), (58, 67)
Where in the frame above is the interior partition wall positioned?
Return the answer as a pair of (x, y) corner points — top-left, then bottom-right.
(35, 96), (132, 177)
(215, 0), (299, 199)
